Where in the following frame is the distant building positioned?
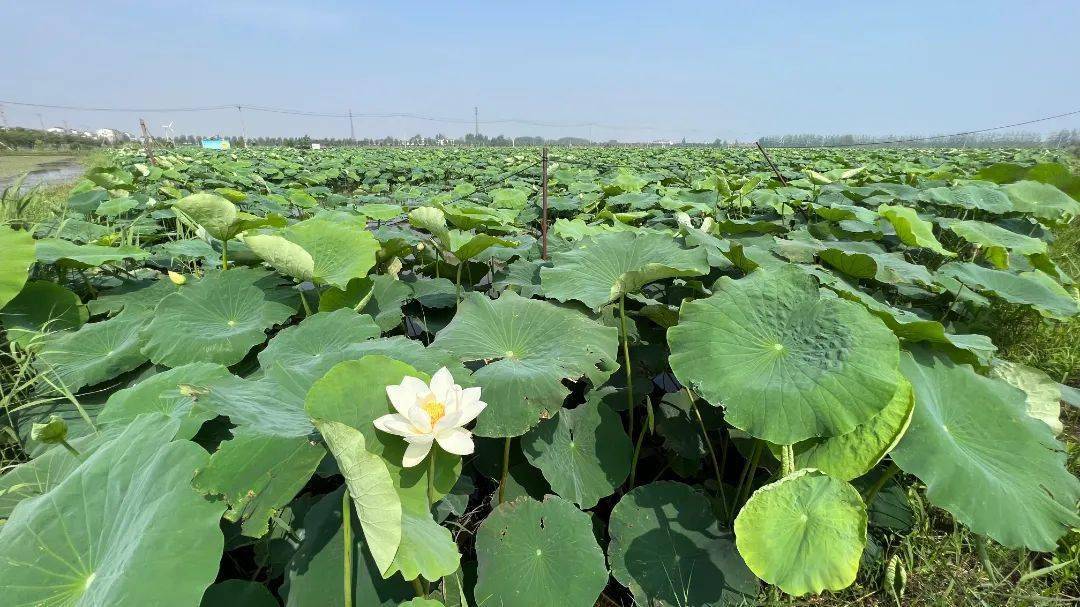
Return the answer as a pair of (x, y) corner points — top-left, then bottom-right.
(95, 128), (129, 143)
(310, 143), (322, 150)
(201, 138), (231, 150)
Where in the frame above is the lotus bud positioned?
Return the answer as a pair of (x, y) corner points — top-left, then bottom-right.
(168, 271), (187, 285)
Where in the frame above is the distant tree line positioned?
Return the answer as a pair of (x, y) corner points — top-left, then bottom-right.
(170, 133), (620, 148)
(755, 129), (1080, 148)
(0, 127), (111, 150)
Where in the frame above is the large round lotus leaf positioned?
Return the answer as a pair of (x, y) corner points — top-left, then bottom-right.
(399, 600), (445, 607)
(1003, 180), (1080, 222)
(784, 376), (914, 481)
(320, 274), (412, 331)
(734, 469), (867, 596)
(608, 481), (758, 606)
(0, 280), (88, 346)
(286, 216), (380, 288)
(0, 414), (225, 607)
(34, 308), (150, 393)
(942, 219), (1047, 268)
(141, 268), (295, 366)
(305, 356), (462, 580)
(201, 580), (278, 607)
(173, 192), (239, 240)
(35, 238), (149, 267)
(521, 400), (631, 508)
(539, 231), (710, 309)
(937, 262), (1079, 320)
(283, 488), (415, 607)
(98, 362), (232, 438)
(432, 290), (619, 437)
(0, 225), (35, 309)
(258, 309), (381, 380)
(891, 349), (1080, 550)
(920, 184), (1014, 214)
(877, 204), (955, 257)
(0, 428), (118, 518)
(990, 360), (1062, 434)
(474, 496), (608, 607)
(668, 265), (900, 444)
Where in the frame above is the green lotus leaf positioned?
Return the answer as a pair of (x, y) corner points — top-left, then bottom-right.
(877, 204), (955, 257)
(320, 274), (412, 331)
(356, 202), (404, 221)
(201, 580), (278, 607)
(0, 414), (225, 607)
(668, 265), (900, 444)
(141, 268), (295, 366)
(445, 229), (517, 263)
(920, 184), (1014, 213)
(540, 231), (710, 309)
(552, 217), (634, 240)
(474, 496), (608, 607)
(399, 599), (445, 607)
(35, 238), (148, 268)
(891, 349), (1080, 550)
(173, 192), (239, 240)
(1003, 180), (1080, 222)
(313, 419), (402, 574)
(818, 242), (933, 286)
(608, 481), (758, 606)
(0, 429), (117, 519)
(942, 219), (1047, 268)
(734, 469), (867, 596)
(989, 360), (1062, 434)
(409, 206), (452, 247)
(937, 262), (1079, 320)
(0, 225), (36, 309)
(283, 487), (415, 607)
(0, 280), (87, 346)
(813, 268), (996, 366)
(521, 400), (632, 508)
(192, 432), (325, 537)
(98, 362), (233, 438)
(432, 290), (619, 437)
(305, 356), (462, 580)
(243, 232), (316, 282)
(285, 216), (380, 288)
(95, 196), (140, 217)
(783, 376), (914, 480)
(259, 308), (381, 377)
(34, 308), (150, 393)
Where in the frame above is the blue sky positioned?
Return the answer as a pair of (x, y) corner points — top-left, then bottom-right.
(4, 1), (1078, 141)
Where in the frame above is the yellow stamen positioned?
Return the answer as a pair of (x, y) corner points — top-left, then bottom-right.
(419, 393), (445, 427)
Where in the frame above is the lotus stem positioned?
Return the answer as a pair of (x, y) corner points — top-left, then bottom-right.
(687, 388), (726, 513)
(411, 578), (426, 598)
(618, 295), (634, 439)
(975, 535), (999, 582)
(781, 444), (795, 477)
(498, 437), (511, 504)
(342, 489), (354, 607)
(735, 440), (763, 514)
(60, 440), (80, 457)
(427, 446), (437, 513)
(862, 461), (900, 507)
(298, 289), (312, 317)
(221, 239), (229, 270)
(454, 263), (463, 305)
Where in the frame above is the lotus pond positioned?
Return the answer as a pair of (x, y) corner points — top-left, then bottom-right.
(1, 145), (1078, 606)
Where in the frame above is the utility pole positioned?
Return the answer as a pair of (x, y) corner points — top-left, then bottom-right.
(0, 104), (7, 128)
(474, 106), (479, 138)
(348, 108), (355, 144)
(139, 118), (157, 166)
(37, 113), (45, 130)
(541, 147), (549, 260)
(236, 105), (248, 148)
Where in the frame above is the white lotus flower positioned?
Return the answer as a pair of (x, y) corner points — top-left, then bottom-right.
(374, 367), (486, 467)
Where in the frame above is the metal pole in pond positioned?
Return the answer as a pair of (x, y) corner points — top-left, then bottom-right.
(755, 140), (787, 186)
(541, 146), (549, 260)
(139, 118), (156, 166)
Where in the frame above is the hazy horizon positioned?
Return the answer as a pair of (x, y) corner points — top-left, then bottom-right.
(4, 1), (1079, 142)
